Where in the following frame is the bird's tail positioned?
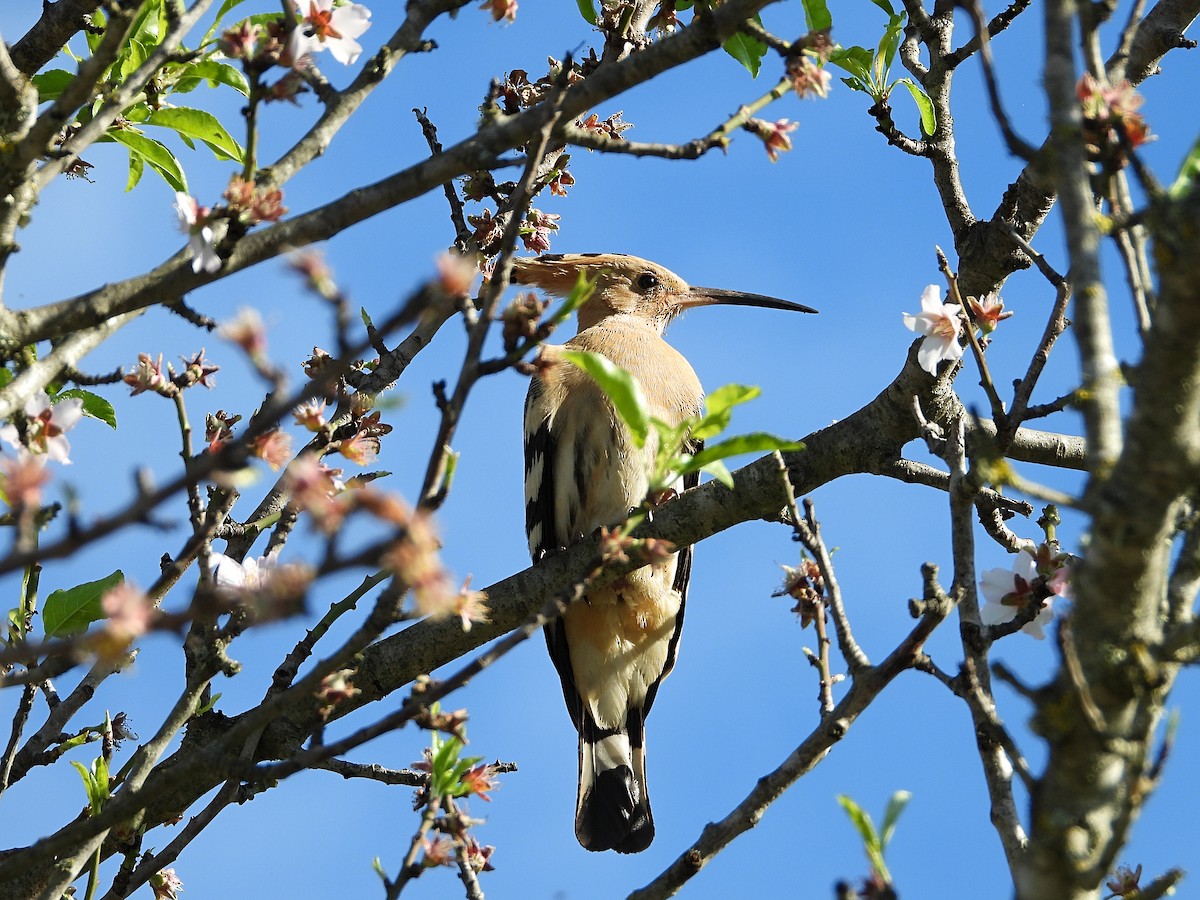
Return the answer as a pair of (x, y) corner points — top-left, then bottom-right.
(576, 714), (653, 853)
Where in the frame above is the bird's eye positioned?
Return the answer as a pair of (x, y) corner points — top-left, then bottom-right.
(636, 272), (659, 291)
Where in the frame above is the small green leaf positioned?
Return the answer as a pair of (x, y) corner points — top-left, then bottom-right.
(72, 756), (110, 813)
(32, 70), (74, 103)
(195, 692), (223, 716)
(837, 794), (890, 883)
(723, 30), (767, 78)
(118, 37), (149, 80)
(560, 350), (651, 448)
(125, 150), (145, 191)
(43, 571), (124, 638)
(837, 794), (878, 846)
(575, 0), (599, 25)
(705, 384), (761, 417)
(55, 389), (117, 429)
(692, 384), (761, 440)
(869, 0), (896, 13)
(107, 129), (187, 192)
(877, 13), (905, 75)
(701, 459), (734, 488)
(145, 107), (245, 163)
(895, 78), (937, 136)
(129, 0), (163, 43)
(801, 0), (833, 32)
(828, 47), (873, 82)
(880, 790), (912, 849)
(686, 433), (803, 471)
(548, 272), (596, 329)
(86, 10), (107, 53)
(182, 59), (251, 96)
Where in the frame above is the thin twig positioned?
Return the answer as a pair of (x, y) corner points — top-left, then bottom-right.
(629, 605), (949, 899)
(937, 246), (1007, 422)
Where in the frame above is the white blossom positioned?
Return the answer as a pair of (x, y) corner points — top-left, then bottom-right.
(903, 284), (964, 375)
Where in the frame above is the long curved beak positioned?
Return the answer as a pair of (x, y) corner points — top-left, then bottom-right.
(682, 286), (818, 315)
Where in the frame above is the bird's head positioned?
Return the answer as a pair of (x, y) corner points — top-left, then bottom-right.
(510, 253), (817, 334)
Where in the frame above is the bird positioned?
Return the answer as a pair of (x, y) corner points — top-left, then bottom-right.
(514, 253), (816, 853)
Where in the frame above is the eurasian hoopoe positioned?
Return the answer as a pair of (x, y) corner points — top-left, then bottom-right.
(516, 253), (815, 853)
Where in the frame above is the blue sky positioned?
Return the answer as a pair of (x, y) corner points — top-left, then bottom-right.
(0, 2), (1197, 898)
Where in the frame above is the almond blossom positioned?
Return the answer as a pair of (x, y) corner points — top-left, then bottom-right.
(0, 390), (84, 463)
(902, 284), (964, 375)
(746, 117), (798, 162)
(149, 868), (183, 900)
(174, 192), (220, 274)
(101, 583), (155, 642)
(219, 307), (267, 360)
(297, 0), (373, 65)
(481, 0), (518, 23)
(979, 548), (1071, 639)
(0, 452), (50, 509)
(207, 552), (271, 590)
(968, 292), (1010, 334)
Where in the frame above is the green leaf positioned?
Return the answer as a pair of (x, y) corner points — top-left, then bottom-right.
(125, 149), (145, 191)
(869, 0), (896, 13)
(548, 272), (596, 328)
(828, 46), (873, 82)
(837, 794), (878, 844)
(72, 756), (110, 813)
(145, 107), (245, 163)
(107, 129), (188, 192)
(575, 0), (599, 25)
(837, 794), (890, 883)
(701, 459), (734, 488)
(1169, 134), (1200, 198)
(692, 383), (761, 440)
(560, 350), (651, 447)
(895, 78), (937, 136)
(117, 37), (149, 80)
(879, 790), (912, 849)
(32, 70), (74, 103)
(876, 13), (905, 77)
(686, 432), (803, 471)
(43, 570), (124, 638)
(723, 29), (767, 78)
(54, 389), (117, 429)
(129, 0), (163, 43)
(801, 0), (833, 32)
(86, 10), (107, 54)
(181, 59), (251, 96)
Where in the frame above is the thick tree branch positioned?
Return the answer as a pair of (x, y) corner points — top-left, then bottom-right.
(8, 0), (105, 76)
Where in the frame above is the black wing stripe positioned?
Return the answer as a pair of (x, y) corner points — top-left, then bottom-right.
(526, 380), (585, 730)
(642, 440), (701, 718)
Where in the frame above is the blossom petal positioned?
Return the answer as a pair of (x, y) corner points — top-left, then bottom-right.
(979, 566), (1016, 605)
(44, 435), (72, 464)
(919, 284), (943, 314)
(980, 599), (1015, 627)
(51, 397), (84, 431)
(327, 35), (364, 65)
(208, 552), (246, 588)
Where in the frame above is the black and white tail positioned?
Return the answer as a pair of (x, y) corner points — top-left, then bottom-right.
(576, 713), (653, 854)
